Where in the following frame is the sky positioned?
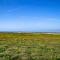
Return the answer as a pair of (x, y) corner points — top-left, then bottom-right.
(0, 0), (60, 32)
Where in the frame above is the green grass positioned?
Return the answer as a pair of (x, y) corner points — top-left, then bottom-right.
(0, 33), (60, 60)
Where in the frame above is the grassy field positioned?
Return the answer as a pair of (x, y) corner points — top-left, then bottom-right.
(0, 33), (60, 60)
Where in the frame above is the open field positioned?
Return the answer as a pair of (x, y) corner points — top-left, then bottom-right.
(0, 33), (60, 60)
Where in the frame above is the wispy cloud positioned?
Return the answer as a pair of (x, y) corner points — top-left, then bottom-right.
(7, 8), (19, 13)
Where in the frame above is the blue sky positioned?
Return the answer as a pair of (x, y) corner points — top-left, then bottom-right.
(0, 0), (60, 32)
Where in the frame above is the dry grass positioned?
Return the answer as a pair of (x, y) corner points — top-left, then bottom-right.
(0, 33), (60, 60)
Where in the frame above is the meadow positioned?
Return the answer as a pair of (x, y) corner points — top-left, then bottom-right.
(0, 33), (60, 60)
